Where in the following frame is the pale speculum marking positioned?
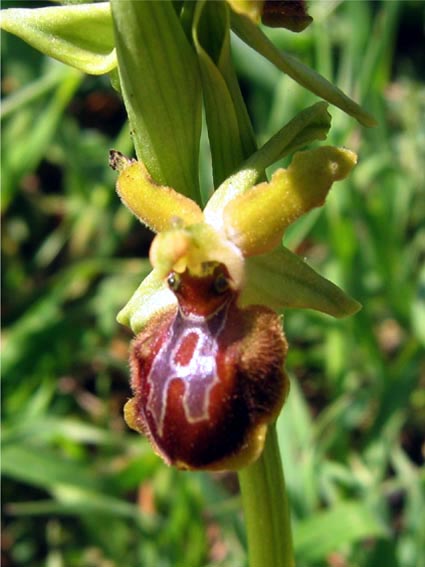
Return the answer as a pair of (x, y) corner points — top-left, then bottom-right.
(146, 300), (230, 436)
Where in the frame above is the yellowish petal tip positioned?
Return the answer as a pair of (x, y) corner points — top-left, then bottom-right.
(124, 398), (142, 433)
(289, 145), (357, 182)
(111, 156), (203, 233)
(223, 146), (357, 257)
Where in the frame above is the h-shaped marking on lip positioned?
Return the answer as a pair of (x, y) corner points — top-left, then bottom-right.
(146, 301), (230, 436)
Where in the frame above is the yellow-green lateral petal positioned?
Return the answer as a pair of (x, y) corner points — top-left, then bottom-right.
(115, 160), (203, 233)
(117, 269), (176, 334)
(241, 247), (361, 318)
(203, 102), (332, 232)
(223, 146), (357, 256)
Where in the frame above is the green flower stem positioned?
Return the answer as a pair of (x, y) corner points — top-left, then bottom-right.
(238, 423), (295, 567)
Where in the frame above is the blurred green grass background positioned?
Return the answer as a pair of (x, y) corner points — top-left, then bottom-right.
(1, 1), (424, 566)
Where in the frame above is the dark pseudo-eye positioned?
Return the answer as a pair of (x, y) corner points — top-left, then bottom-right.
(167, 272), (181, 292)
(214, 272), (230, 294)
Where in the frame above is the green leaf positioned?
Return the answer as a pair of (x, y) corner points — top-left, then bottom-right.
(2, 444), (145, 521)
(412, 264), (425, 347)
(193, 1), (256, 187)
(111, 0), (202, 200)
(231, 12), (377, 127)
(1, 444), (97, 491)
(1, 66), (82, 210)
(2, 417), (122, 448)
(0, 3), (116, 74)
(0, 64), (68, 120)
(6, 497), (139, 521)
(242, 246), (361, 318)
(1, 258), (129, 380)
(294, 500), (388, 562)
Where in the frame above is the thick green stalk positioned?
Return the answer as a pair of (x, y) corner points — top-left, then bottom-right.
(238, 423), (295, 567)
(111, 0), (202, 200)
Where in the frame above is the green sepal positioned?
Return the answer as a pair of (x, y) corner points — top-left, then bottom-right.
(111, 0), (202, 200)
(230, 11), (377, 127)
(242, 246), (361, 318)
(0, 3), (116, 75)
(117, 269), (176, 334)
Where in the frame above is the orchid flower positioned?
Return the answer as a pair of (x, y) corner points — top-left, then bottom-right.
(110, 142), (359, 471)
